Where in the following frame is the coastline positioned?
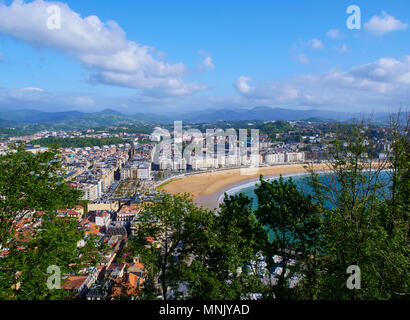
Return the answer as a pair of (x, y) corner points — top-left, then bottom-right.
(160, 163), (329, 209)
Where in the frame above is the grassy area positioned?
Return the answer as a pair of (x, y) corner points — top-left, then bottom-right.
(157, 178), (182, 190)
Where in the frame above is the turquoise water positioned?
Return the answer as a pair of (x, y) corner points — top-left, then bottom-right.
(232, 171), (391, 210)
(230, 171), (391, 242)
(234, 174), (315, 211)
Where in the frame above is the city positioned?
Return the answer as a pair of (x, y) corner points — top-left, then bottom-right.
(0, 118), (401, 300)
(0, 0), (408, 315)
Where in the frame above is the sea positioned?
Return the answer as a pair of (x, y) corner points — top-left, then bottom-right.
(219, 170), (391, 242)
(224, 170), (391, 211)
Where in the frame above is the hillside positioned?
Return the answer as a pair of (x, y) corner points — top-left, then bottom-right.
(0, 107), (394, 131)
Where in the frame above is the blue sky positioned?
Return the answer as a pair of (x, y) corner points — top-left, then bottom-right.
(0, 0), (409, 114)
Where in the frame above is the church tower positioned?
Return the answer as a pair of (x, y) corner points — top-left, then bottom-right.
(129, 141), (136, 160)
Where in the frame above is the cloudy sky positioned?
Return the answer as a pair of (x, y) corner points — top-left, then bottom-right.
(0, 0), (409, 114)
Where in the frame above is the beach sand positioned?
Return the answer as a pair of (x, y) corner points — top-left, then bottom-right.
(160, 163), (329, 209)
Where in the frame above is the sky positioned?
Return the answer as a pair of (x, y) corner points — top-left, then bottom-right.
(0, 0), (409, 115)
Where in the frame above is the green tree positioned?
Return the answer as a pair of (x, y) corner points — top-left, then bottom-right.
(0, 145), (80, 250)
(306, 118), (409, 299)
(375, 113), (409, 298)
(181, 193), (268, 300)
(254, 176), (322, 299)
(0, 146), (104, 300)
(132, 193), (201, 300)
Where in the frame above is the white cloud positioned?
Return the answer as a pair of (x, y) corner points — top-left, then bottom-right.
(234, 56), (410, 112)
(0, 0), (205, 97)
(309, 39), (324, 50)
(72, 96), (95, 107)
(336, 44), (348, 53)
(22, 87), (45, 92)
(326, 29), (343, 39)
(198, 56), (215, 72)
(364, 11), (408, 36)
(0, 87), (111, 112)
(234, 76), (254, 94)
(3, 55), (409, 114)
(296, 54), (310, 65)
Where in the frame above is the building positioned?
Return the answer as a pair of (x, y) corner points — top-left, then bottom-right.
(137, 163), (151, 180)
(57, 205), (84, 221)
(79, 183), (100, 201)
(88, 202), (119, 212)
(117, 205), (143, 225)
(95, 211), (111, 228)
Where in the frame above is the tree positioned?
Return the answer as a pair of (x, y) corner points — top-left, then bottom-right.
(132, 193), (204, 300)
(181, 193), (268, 300)
(3, 215), (105, 300)
(129, 192), (268, 300)
(375, 113), (409, 298)
(0, 146), (104, 300)
(305, 117), (409, 299)
(254, 176), (322, 299)
(0, 145), (80, 248)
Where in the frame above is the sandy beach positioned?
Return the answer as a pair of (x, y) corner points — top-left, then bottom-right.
(160, 163), (329, 209)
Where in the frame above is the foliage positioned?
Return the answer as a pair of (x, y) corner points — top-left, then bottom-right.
(0, 146), (104, 300)
(131, 193), (200, 300)
(129, 192), (268, 300)
(304, 117), (409, 299)
(254, 176), (322, 299)
(180, 193), (268, 300)
(31, 137), (128, 148)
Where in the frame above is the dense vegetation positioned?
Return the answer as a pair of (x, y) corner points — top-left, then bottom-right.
(31, 137), (129, 148)
(0, 109), (159, 134)
(0, 127), (32, 138)
(93, 125), (155, 135)
(0, 146), (106, 299)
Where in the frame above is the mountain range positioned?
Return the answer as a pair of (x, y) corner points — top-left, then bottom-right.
(0, 107), (393, 129)
(175, 106), (384, 123)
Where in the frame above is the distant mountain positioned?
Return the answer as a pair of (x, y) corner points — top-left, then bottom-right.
(98, 109), (124, 115)
(0, 109), (84, 123)
(0, 118), (22, 127)
(178, 107), (390, 123)
(134, 113), (171, 123)
(0, 109), (152, 129)
(0, 107), (394, 129)
(303, 117), (336, 123)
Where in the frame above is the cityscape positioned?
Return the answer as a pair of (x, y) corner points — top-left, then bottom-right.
(0, 0), (408, 314)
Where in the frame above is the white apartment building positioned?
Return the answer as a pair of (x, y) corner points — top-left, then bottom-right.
(137, 165), (151, 180)
(285, 152), (305, 163)
(264, 152), (290, 165)
(120, 167), (132, 180)
(80, 184), (99, 201)
(172, 158), (187, 171)
(95, 211), (111, 228)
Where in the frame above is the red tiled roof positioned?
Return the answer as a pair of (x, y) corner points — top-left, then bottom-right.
(61, 276), (88, 290)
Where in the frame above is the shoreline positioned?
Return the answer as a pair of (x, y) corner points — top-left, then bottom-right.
(160, 163), (330, 209)
(208, 170), (329, 210)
